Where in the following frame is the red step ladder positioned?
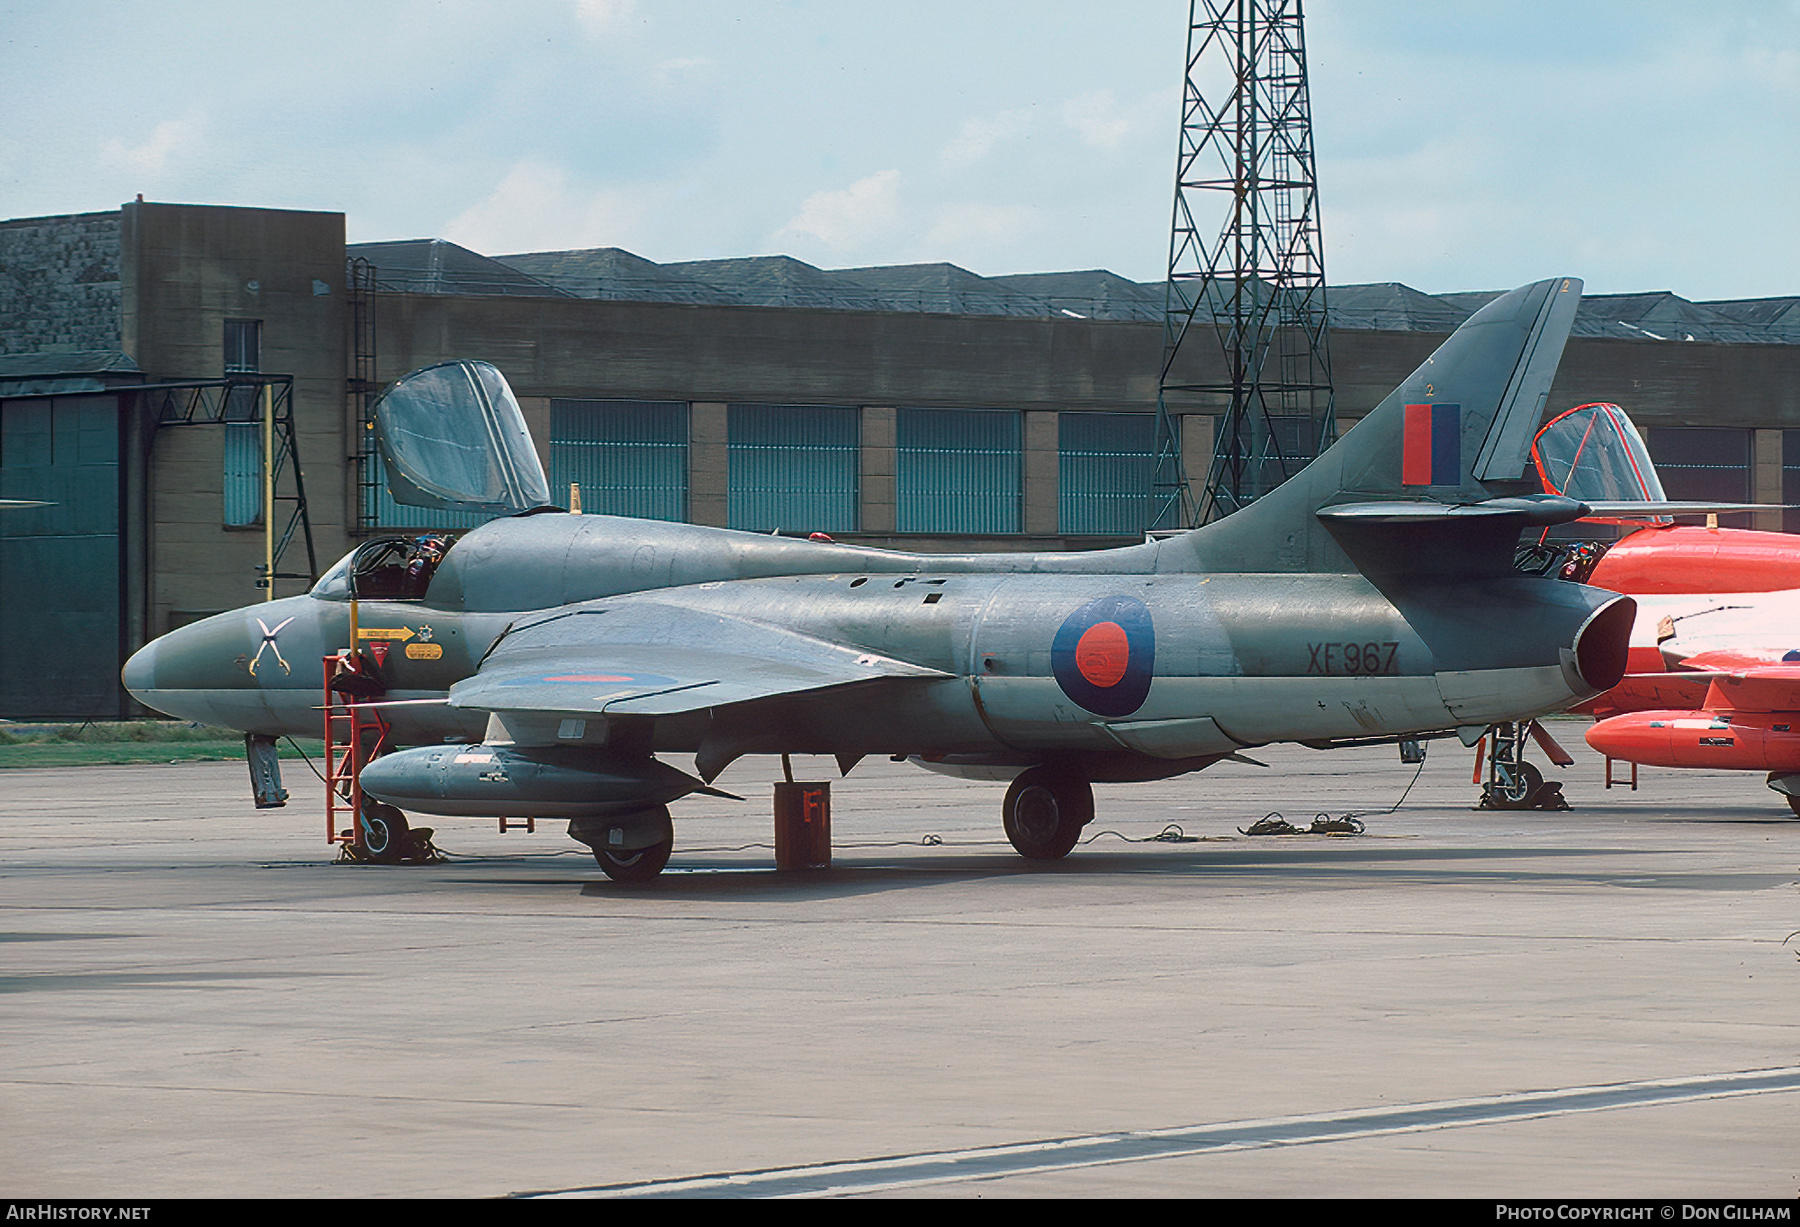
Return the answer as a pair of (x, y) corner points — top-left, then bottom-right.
(323, 652), (392, 852)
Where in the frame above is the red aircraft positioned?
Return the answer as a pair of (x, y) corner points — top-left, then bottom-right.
(1582, 603), (1800, 814)
(1523, 403), (1800, 814)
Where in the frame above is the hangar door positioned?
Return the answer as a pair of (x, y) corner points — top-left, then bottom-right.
(0, 395), (125, 719)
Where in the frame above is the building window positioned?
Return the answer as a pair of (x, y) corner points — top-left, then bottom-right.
(223, 320), (261, 373)
(1644, 427), (1751, 502)
(1059, 412), (1164, 536)
(896, 408), (1021, 534)
(222, 320), (262, 525)
(550, 399), (688, 522)
(223, 424), (262, 526)
(728, 404), (858, 533)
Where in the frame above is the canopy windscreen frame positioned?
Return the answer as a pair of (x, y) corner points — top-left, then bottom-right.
(372, 360), (552, 516)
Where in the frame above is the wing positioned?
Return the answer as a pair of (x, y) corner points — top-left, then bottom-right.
(1575, 672), (1709, 718)
(449, 600), (950, 721)
(1674, 653), (1800, 713)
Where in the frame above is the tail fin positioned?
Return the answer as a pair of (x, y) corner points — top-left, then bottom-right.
(1168, 277), (1583, 578)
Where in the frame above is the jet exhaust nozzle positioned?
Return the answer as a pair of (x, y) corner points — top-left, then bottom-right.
(1569, 596), (1636, 696)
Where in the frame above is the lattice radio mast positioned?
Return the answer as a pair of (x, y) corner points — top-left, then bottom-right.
(1150, 0), (1335, 529)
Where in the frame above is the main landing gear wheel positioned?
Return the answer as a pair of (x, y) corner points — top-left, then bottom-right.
(360, 801), (411, 864)
(1003, 766), (1093, 861)
(595, 835), (673, 882)
(1489, 760), (1544, 810)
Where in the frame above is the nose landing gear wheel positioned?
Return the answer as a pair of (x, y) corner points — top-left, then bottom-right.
(595, 835), (673, 882)
(1488, 760), (1544, 810)
(1003, 766), (1093, 860)
(360, 802), (411, 864)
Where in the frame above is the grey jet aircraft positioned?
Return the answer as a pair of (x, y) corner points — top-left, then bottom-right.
(124, 276), (1635, 880)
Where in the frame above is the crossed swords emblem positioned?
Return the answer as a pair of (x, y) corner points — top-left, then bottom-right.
(249, 616), (295, 676)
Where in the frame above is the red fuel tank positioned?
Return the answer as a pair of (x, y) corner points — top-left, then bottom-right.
(1585, 709), (1800, 771)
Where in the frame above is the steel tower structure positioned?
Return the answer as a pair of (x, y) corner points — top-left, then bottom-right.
(1150, 0), (1335, 529)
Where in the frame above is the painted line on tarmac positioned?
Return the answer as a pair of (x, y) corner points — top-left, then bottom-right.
(521, 1066), (1800, 1198)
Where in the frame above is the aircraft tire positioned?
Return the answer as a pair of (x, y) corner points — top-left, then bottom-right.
(361, 802), (411, 864)
(1003, 766), (1092, 860)
(595, 828), (674, 882)
(1489, 761), (1544, 810)
(1785, 794), (1800, 819)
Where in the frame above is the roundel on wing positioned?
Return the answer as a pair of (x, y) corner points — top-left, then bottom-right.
(1051, 595), (1155, 717)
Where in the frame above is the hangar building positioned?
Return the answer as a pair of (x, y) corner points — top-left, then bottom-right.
(3, 201), (1798, 718)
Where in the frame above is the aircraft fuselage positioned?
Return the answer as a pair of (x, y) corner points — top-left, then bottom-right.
(126, 513), (1623, 770)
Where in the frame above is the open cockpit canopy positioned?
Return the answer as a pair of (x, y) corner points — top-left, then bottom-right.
(372, 360), (551, 517)
(1531, 402), (1668, 517)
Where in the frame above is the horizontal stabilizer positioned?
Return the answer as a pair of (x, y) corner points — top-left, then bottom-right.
(1317, 495), (1587, 526)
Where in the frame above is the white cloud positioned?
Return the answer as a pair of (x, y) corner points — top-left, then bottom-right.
(939, 110), (1032, 168)
(651, 56), (713, 85)
(442, 160), (651, 253)
(775, 170), (904, 253)
(574, 0), (639, 37)
(100, 112), (206, 177)
(1061, 89), (1132, 149)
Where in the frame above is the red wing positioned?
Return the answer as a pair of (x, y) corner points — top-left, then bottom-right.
(1577, 673), (1709, 718)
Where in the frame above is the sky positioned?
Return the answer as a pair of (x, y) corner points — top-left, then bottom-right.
(1, 0), (1797, 299)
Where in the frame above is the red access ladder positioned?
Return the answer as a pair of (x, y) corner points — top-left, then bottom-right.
(322, 653), (392, 851)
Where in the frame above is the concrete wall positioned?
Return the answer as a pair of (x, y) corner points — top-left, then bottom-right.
(121, 202), (353, 631)
(368, 292), (1800, 550)
(377, 294), (1800, 434)
(372, 292), (1168, 410)
(1334, 327), (1800, 430)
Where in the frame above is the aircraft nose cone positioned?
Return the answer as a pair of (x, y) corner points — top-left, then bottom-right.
(122, 637), (157, 696)
(121, 598), (322, 729)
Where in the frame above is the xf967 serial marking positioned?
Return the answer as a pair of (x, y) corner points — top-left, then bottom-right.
(1307, 642), (1401, 676)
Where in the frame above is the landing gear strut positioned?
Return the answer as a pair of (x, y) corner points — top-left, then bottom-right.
(1475, 721), (1569, 810)
(1003, 765), (1093, 860)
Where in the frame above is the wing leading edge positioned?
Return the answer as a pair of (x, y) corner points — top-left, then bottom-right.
(449, 601), (949, 721)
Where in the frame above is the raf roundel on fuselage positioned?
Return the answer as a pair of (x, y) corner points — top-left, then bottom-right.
(1051, 595), (1155, 718)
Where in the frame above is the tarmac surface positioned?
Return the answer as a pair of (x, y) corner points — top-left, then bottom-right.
(3, 728), (1797, 1198)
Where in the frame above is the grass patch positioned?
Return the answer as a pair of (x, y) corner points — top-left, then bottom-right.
(0, 721), (324, 769)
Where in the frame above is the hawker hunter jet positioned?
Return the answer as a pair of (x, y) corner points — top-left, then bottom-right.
(125, 277), (1635, 879)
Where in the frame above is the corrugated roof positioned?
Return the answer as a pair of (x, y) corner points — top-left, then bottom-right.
(665, 255), (898, 310)
(1572, 291), (1769, 343)
(0, 349), (139, 378)
(353, 239), (1800, 345)
(1702, 297), (1800, 341)
(834, 262), (1056, 315)
(349, 239), (570, 298)
(988, 270), (1164, 320)
(1327, 283), (1471, 332)
(0, 349), (140, 398)
(498, 247), (717, 304)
